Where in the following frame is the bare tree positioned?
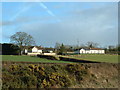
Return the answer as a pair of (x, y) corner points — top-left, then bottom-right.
(55, 42), (61, 50)
(10, 32), (35, 55)
(86, 41), (99, 48)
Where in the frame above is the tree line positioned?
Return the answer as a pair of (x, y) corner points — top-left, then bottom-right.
(55, 42), (120, 55)
(1, 32), (119, 55)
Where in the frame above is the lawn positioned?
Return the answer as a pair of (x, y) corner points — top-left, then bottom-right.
(65, 54), (118, 63)
(1, 55), (74, 64)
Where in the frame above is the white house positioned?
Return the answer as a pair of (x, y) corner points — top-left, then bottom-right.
(42, 48), (56, 55)
(75, 48), (105, 54)
(32, 47), (42, 53)
(24, 46), (43, 55)
(25, 46), (56, 56)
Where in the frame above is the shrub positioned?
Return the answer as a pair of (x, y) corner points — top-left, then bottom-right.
(66, 64), (89, 83)
(41, 79), (51, 88)
(2, 76), (26, 88)
(2, 63), (91, 88)
(28, 64), (35, 70)
(20, 74), (37, 88)
(66, 64), (80, 73)
(48, 72), (72, 87)
(9, 64), (19, 71)
(44, 66), (55, 75)
(59, 75), (72, 87)
(51, 65), (63, 72)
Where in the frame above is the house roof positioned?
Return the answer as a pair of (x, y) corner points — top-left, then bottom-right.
(43, 47), (55, 51)
(82, 48), (90, 50)
(74, 48), (89, 51)
(77, 48), (103, 50)
(26, 46), (55, 50)
(26, 46), (44, 50)
(90, 48), (102, 50)
(34, 46), (44, 50)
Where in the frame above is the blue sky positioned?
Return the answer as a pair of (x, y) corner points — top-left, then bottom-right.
(1, 2), (118, 47)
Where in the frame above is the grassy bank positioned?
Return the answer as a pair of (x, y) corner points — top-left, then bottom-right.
(2, 63), (118, 88)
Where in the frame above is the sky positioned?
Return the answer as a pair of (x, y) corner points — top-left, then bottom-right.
(1, 2), (118, 47)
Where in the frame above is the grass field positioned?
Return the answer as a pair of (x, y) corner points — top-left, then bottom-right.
(65, 54), (118, 63)
(1, 55), (74, 63)
(1, 54), (119, 63)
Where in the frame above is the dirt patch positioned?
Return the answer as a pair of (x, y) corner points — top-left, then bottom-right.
(80, 63), (119, 88)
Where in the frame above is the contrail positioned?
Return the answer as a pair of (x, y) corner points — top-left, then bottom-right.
(39, 3), (55, 17)
(38, 2), (61, 22)
(10, 3), (32, 21)
(9, 2), (61, 22)
(4, 3), (33, 35)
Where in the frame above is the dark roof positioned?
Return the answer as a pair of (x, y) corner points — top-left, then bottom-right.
(26, 46), (44, 50)
(26, 46), (55, 50)
(90, 48), (102, 50)
(82, 48), (90, 50)
(35, 46), (44, 50)
(43, 48), (55, 51)
(82, 48), (103, 50)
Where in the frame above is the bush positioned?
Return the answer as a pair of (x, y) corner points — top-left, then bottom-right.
(51, 65), (63, 72)
(2, 63), (90, 88)
(40, 72), (72, 88)
(66, 64), (80, 73)
(66, 64), (89, 83)
(9, 64), (19, 71)
(20, 74), (37, 88)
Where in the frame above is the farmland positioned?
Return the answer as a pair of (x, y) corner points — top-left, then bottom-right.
(62, 54), (118, 63)
(1, 55), (74, 64)
(1, 54), (119, 63)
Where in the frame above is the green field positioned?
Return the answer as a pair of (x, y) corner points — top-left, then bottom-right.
(1, 55), (74, 63)
(1, 54), (119, 63)
(65, 54), (118, 63)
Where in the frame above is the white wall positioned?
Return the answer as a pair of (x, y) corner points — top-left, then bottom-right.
(49, 51), (53, 53)
(85, 50), (90, 54)
(101, 50), (105, 54)
(43, 53), (56, 55)
(27, 53), (41, 56)
(90, 50), (98, 54)
(80, 49), (86, 54)
(38, 50), (42, 53)
(32, 47), (43, 53)
(32, 47), (38, 53)
(25, 49), (28, 53)
(79, 49), (105, 54)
